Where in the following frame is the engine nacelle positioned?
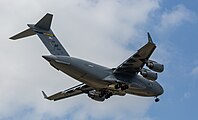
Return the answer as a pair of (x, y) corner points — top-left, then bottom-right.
(88, 90), (105, 102)
(146, 60), (164, 73)
(140, 68), (158, 81)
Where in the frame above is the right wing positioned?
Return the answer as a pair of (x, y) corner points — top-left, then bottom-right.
(42, 83), (93, 101)
(113, 33), (156, 75)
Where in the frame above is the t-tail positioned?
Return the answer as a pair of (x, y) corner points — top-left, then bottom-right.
(10, 13), (69, 56)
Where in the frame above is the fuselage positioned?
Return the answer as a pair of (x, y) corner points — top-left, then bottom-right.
(43, 55), (164, 98)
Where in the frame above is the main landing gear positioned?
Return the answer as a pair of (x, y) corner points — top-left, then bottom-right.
(114, 84), (129, 91)
(104, 92), (113, 99)
(155, 97), (160, 102)
(99, 91), (113, 99)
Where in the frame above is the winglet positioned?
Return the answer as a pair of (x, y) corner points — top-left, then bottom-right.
(147, 32), (154, 43)
(42, 91), (48, 99)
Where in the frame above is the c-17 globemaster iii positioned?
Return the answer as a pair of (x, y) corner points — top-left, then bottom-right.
(10, 13), (164, 102)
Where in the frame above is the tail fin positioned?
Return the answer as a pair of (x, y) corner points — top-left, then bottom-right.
(10, 13), (69, 56)
(35, 13), (52, 30)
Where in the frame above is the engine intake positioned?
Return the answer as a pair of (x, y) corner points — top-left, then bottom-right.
(146, 60), (164, 73)
(140, 68), (158, 81)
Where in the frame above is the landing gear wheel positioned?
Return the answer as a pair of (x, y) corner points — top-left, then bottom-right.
(105, 95), (109, 99)
(124, 85), (129, 89)
(99, 94), (104, 98)
(121, 85), (129, 91)
(115, 84), (120, 89)
(105, 94), (110, 99)
(155, 98), (160, 102)
(105, 92), (113, 99)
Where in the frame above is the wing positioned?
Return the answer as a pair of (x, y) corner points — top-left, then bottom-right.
(42, 83), (93, 101)
(113, 33), (156, 75)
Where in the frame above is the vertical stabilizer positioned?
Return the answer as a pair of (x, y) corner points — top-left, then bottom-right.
(10, 13), (70, 56)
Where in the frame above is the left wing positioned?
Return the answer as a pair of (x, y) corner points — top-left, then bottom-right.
(42, 83), (93, 101)
(113, 33), (156, 75)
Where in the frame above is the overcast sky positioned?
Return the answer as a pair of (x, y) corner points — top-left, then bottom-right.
(0, 0), (198, 120)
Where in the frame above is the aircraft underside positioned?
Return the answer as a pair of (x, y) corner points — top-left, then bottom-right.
(10, 13), (164, 103)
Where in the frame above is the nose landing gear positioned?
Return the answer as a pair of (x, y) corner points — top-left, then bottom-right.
(155, 97), (160, 102)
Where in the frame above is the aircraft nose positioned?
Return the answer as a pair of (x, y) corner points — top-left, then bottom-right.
(157, 83), (164, 96)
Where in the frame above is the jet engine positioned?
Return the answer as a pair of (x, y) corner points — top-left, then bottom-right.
(140, 68), (158, 81)
(146, 60), (164, 73)
(88, 90), (105, 102)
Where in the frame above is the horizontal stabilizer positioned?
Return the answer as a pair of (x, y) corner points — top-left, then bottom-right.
(35, 13), (53, 30)
(10, 28), (35, 40)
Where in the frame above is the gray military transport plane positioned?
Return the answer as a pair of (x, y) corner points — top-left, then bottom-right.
(10, 13), (164, 102)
